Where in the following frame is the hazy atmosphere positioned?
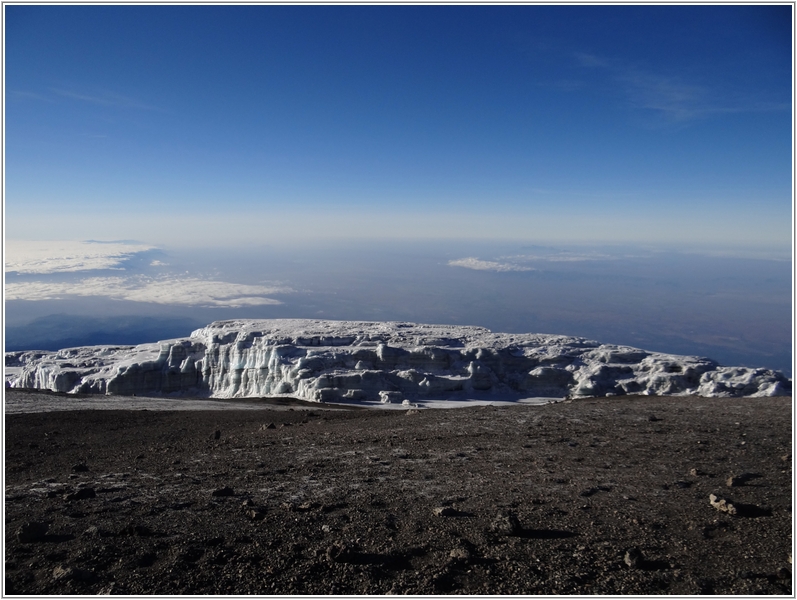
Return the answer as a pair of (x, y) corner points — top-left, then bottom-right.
(4, 5), (792, 375)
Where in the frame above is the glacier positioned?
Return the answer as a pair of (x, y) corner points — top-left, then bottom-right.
(4, 319), (791, 405)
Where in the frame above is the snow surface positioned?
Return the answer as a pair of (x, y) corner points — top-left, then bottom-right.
(5, 319), (791, 406)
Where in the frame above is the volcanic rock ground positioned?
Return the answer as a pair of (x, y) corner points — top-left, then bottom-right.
(4, 390), (793, 595)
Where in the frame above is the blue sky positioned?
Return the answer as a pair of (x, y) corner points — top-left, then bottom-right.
(5, 4), (792, 248)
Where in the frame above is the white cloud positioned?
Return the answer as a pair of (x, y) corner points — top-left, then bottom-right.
(5, 240), (154, 274)
(448, 258), (535, 272)
(5, 276), (292, 308)
(501, 252), (618, 263)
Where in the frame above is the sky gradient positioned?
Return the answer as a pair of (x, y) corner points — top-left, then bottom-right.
(3, 5), (793, 377)
(5, 4), (792, 249)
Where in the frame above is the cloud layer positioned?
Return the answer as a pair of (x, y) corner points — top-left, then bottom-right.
(5, 276), (291, 308)
(5, 240), (155, 274)
(449, 250), (626, 273)
(5, 240), (293, 307)
(448, 258), (535, 272)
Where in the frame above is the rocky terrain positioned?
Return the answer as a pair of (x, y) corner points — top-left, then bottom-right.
(4, 390), (792, 595)
(5, 319), (791, 401)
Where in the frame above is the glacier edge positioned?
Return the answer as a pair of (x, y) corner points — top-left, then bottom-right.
(4, 319), (791, 403)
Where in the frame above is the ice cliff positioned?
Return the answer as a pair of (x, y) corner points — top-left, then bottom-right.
(4, 319), (791, 403)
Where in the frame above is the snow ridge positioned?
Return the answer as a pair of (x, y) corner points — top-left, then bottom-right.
(5, 319), (791, 403)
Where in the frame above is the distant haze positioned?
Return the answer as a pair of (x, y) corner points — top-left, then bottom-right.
(5, 240), (791, 377)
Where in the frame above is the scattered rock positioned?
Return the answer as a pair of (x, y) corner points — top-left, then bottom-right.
(64, 488), (96, 501)
(52, 565), (96, 582)
(449, 547), (471, 561)
(97, 579), (118, 592)
(490, 510), (521, 536)
(261, 423), (277, 430)
(282, 501), (316, 512)
(709, 494), (771, 517)
(82, 525), (100, 537)
(580, 485), (611, 497)
(726, 473), (761, 487)
(17, 521), (48, 543)
(4, 392), (791, 595)
(326, 542), (356, 563)
(709, 494), (737, 515)
(212, 487), (235, 497)
(246, 509), (266, 521)
(71, 463), (89, 472)
(624, 547), (644, 568)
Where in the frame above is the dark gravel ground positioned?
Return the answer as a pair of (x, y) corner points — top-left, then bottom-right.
(4, 393), (793, 595)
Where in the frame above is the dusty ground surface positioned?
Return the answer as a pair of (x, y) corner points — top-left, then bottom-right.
(4, 392), (793, 595)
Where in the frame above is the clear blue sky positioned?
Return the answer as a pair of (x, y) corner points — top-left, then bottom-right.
(5, 5), (792, 248)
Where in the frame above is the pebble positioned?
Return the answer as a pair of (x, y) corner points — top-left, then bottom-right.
(624, 547), (643, 568)
(709, 494), (737, 515)
(326, 542), (355, 563)
(726, 473), (759, 487)
(490, 510), (521, 536)
(433, 507), (458, 517)
(82, 525), (100, 537)
(449, 547), (471, 561)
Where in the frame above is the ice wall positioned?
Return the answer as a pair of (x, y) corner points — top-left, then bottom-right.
(5, 319), (791, 402)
